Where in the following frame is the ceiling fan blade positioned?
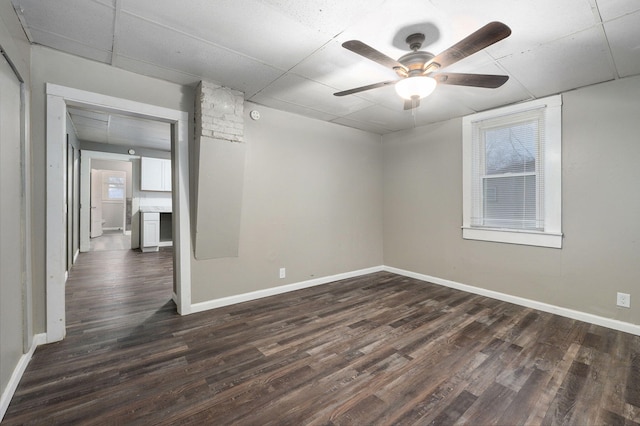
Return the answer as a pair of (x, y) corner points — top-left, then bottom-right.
(334, 80), (396, 97)
(342, 40), (408, 72)
(427, 22), (511, 71)
(403, 96), (420, 110)
(435, 73), (509, 88)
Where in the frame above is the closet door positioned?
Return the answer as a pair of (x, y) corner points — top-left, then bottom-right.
(0, 53), (25, 392)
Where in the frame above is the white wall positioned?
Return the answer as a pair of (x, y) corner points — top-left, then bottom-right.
(382, 75), (640, 327)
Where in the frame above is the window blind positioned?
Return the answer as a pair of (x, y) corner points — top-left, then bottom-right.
(470, 108), (545, 231)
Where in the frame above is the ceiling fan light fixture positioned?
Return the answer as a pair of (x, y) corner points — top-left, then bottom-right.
(395, 76), (437, 100)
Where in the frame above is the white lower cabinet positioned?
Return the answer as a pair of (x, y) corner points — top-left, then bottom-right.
(140, 211), (160, 252)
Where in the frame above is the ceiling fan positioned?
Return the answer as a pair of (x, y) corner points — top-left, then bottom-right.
(334, 21), (512, 110)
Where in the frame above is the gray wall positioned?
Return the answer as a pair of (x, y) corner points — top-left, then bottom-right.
(0, 1), (30, 406)
(191, 104), (384, 302)
(382, 74), (640, 326)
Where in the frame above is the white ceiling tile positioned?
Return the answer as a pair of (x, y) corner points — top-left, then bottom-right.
(498, 26), (615, 98)
(604, 11), (640, 77)
(254, 73), (375, 116)
(117, 13), (284, 97)
(70, 115), (108, 131)
(338, 0), (449, 60)
(68, 108), (109, 122)
(597, 0), (640, 21)
(428, 0), (597, 59)
(28, 29), (112, 63)
(412, 92), (475, 126)
(112, 55), (203, 86)
(342, 105), (421, 132)
(330, 117), (394, 135)
(120, 0), (330, 70)
(248, 96), (340, 122)
(444, 83), (533, 114)
(68, 106), (171, 150)
(290, 40), (398, 91)
(258, 0), (387, 37)
(14, 0), (115, 51)
(109, 115), (171, 148)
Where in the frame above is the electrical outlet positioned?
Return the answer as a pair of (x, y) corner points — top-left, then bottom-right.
(616, 292), (630, 308)
(279, 268), (286, 279)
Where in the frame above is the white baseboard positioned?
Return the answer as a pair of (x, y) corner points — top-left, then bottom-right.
(384, 266), (640, 336)
(190, 266), (385, 314)
(0, 333), (46, 421)
(190, 263), (640, 336)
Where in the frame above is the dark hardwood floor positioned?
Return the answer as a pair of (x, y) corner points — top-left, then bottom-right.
(4, 248), (640, 425)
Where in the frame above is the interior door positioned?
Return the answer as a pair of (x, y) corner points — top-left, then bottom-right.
(90, 169), (103, 238)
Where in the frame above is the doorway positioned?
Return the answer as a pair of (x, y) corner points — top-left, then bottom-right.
(89, 161), (132, 251)
(46, 84), (192, 343)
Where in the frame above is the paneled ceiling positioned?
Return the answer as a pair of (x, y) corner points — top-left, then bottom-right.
(67, 107), (171, 151)
(11, 0), (640, 136)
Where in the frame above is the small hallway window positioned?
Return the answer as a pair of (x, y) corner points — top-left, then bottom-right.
(102, 172), (126, 201)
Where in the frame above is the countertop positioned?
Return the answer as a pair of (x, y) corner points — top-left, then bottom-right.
(139, 206), (172, 213)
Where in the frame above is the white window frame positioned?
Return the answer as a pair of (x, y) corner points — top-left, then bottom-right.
(462, 95), (562, 248)
(101, 171), (126, 201)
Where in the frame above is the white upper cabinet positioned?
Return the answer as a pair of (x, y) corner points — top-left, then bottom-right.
(140, 157), (172, 192)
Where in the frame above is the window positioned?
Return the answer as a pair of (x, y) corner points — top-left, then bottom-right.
(102, 172), (126, 201)
(462, 95), (562, 248)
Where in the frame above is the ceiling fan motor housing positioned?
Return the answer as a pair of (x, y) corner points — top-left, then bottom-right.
(396, 51), (435, 77)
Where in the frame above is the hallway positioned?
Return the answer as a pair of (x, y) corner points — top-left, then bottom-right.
(89, 230), (131, 252)
(3, 247), (175, 423)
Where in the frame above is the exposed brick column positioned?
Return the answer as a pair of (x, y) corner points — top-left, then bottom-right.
(195, 81), (244, 142)
(193, 81), (246, 259)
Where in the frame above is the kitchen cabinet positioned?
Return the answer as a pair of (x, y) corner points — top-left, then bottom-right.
(140, 157), (172, 191)
(140, 211), (160, 252)
(140, 209), (173, 252)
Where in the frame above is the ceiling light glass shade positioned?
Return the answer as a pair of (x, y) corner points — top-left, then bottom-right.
(395, 76), (437, 100)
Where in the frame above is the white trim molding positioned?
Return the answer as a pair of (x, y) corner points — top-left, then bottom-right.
(384, 266), (640, 336)
(191, 266), (385, 314)
(0, 333), (46, 421)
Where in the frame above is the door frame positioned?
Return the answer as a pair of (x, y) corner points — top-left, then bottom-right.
(46, 83), (192, 343)
(89, 168), (104, 238)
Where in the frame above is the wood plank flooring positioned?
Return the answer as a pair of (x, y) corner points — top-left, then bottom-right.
(4, 249), (640, 425)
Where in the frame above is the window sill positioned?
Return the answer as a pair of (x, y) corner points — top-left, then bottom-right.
(462, 227), (562, 248)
